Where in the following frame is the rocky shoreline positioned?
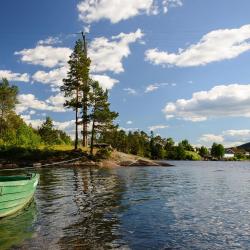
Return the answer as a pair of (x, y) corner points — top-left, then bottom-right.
(0, 151), (174, 169)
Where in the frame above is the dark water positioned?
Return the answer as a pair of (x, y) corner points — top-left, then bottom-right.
(1, 161), (250, 249)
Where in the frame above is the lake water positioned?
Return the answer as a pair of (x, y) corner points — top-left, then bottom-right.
(1, 161), (250, 249)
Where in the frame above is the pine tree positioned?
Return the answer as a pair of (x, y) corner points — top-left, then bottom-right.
(61, 40), (90, 149)
(0, 78), (18, 137)
(89, 80), (118, 155)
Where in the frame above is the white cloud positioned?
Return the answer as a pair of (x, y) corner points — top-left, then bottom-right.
(146, 24), (250, 67)
(21, 115), (75, 138)
(145, 84), (159, 93)
(46, 93), (66, 107)
(78, 0), (155, 24)
(199, 134), (224, 143)
(223, 129), (250, 139)
(124, 88), (137, 95)
(33, 69), (119, 92)
(54, 120), (75, 132)
(0, 70), (29, 82)
(162, 0), (183, 13)
(37, 36), (62, 46)
(16, 94), (65, 114)
(89, 29), (144, 74)
(21, 115), (43, 129)
(145, 82), (169, 93)
(163, 84), (250, 122)
(148, 124), (168, 131)
(198, 129), (250, 148)
(91, 74), (119, 90)
(15, 46), (72, 68)
(32, 66), (68, 90)
(126, 120), (133, 125)
(29, 110), (36, 115)
(119, 127), (139, 132)
(77, 0), (183, 24)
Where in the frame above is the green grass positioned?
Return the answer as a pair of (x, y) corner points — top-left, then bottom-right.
(185, 151), (202, 161)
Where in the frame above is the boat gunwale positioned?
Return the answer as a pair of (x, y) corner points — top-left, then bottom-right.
(0, 174), (39, 187)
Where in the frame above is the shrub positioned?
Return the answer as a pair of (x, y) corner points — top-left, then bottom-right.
(95, 148), (112, 160)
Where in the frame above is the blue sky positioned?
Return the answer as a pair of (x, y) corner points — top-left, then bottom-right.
(2, 0), (250, 147)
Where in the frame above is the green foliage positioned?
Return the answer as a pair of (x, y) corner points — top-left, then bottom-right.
(61, 39), (91, 148)
(0, 78), (18, 120)
(211, 143), (225, 159)
(38, 117), (72, 146)
(185, 151), (202, 161)
(234, 152), (246, 160)
(164, 137), (175, 151)
(179, 139), (194, 151)
(0, 79), (18, 138)
(199, 146), (209, 157)
(15, 124), (41, 148)
(175, 143), (186, 160)
(89, 80), (118, 154)
(95, 148), (112, 160)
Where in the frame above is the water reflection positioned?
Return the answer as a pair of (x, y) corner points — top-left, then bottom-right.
(59, 168), (127, 249)
(0, 201), (37, 250)
(2, 162), (250, 249)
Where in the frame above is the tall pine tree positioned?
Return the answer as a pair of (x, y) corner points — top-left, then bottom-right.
(61, 40), (90, 149)
(89, 80), (118, 155)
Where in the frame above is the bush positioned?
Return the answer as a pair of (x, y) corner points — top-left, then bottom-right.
(95, 148), (112, 160)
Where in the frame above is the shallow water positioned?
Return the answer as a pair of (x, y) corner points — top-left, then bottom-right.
(1, 161), (250, 249)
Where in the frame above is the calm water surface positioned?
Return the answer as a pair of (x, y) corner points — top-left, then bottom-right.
(1, 161), (250, 249)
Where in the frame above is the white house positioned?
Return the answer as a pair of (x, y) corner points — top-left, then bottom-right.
(224, 149), (235, 158)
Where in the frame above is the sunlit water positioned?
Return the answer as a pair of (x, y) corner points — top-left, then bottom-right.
(1, 161), (250, 249)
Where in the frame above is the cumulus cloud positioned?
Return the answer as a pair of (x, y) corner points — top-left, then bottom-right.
(46, 93), (66, 107)
(21, 115), (43, 129)
(15, 46), (72, 68)
(37, 36), (62, 46)
(16, 94), (65, 114)
(89, 29), (144, 74)
(198, 129), (250, 147)
(77, 0), (183, 24)
(91, 74), (119, 90)
(199, 134), (224, 143)
(21, 115), (75, 138)
(32, 66), (68, 90)
(148, 124), (168, 131)
(126, 120), (133, 125)
(162, 0), (182, 13)
(18, 30), (142, 91)
(78, 0), (157, 24)
(223, 129), (250, 139)
(163, 84), (250, 122)
(146, 24), (250, 67)
(0, 70), (29, 82)
(124, 88), (137, 95)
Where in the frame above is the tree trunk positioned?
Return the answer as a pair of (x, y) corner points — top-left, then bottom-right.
(75, 87), (79, 150)
(90, 119), (95, 155)
(82, 91), (88, 148)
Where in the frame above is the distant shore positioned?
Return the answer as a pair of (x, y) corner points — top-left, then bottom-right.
(0, 149), (174, 169)
(1, 147), (247, 170)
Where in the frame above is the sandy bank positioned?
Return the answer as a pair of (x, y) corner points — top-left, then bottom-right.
(0, 150), (174, 169)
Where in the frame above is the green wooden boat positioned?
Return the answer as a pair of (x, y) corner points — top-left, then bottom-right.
(0, 173), (39, 218)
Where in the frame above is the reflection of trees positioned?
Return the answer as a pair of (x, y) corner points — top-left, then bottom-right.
(59, 167), (127, 249)
(0, 201), (37, 250)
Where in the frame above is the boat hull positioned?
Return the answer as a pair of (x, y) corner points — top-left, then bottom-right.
(0, 173), (39, 218)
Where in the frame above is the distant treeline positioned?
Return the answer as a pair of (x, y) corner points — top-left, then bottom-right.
(100, 129), (216, 160)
